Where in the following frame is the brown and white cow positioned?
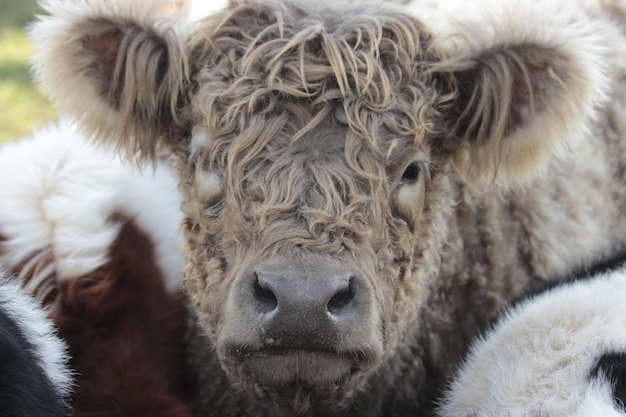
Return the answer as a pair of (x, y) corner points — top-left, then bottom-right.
(0, 121), (195, 417)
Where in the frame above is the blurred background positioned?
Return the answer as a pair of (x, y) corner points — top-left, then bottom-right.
(0, 0), (55, 143)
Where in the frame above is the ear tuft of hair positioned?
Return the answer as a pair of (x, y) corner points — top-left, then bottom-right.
(29, 0), (191, 163)
(422, 0), (614, 188)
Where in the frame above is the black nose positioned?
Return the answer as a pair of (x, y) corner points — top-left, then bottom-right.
(238, 257), (370, 350)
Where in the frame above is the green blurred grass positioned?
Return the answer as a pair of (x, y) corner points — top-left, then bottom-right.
(0, 0), (55, 143)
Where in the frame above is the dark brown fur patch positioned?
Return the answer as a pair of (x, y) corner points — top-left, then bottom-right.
(52, 214), (195, 417)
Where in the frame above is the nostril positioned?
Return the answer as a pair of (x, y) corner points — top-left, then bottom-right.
(252, 273), (278, 313)
(327, 277), (357, 315)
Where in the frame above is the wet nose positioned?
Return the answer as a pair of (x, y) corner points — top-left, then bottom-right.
(239, 258), (370, 350)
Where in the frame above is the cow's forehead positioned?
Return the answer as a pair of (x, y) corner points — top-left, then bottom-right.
(191, 106), (426, 178)
(187, 0), (441, 154)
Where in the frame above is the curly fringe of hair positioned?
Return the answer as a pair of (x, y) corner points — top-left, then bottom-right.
(186, 0), (445, 242)
(189, 0), (445, 161)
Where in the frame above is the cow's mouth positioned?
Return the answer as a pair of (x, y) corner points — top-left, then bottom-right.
(221, 345), (376, 413)
(226, 346), (367, 385)
(216, 254), (384, 412)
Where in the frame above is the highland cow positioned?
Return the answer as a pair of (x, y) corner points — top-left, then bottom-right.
(437, 250), (626, 417)
(0, 122), (194, 417)
(29, 0), (626, 415)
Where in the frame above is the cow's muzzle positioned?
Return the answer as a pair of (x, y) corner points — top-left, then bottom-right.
(218, 254), (383, 387)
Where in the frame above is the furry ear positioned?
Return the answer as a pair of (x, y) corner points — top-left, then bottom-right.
(427, 0), (612, 187)
(29, 0), (191, 162)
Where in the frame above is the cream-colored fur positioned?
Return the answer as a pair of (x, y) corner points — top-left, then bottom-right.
(438, 270), (626, 417)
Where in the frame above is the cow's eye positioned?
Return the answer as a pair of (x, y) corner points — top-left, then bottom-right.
(401, 162), (421, 184)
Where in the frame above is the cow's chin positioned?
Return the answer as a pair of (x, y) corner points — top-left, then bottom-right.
(220, 347), (375, 414)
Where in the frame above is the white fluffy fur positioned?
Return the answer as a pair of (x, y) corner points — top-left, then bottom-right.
(0, 120), (184, 293)
(184, 0), (228, 22)
(0, 270), (71, 399)
(437, 269), (626, 417)
(412, 0), (613, 186)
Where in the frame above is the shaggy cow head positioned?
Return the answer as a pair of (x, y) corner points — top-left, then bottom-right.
(31, 0), (609, 413)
